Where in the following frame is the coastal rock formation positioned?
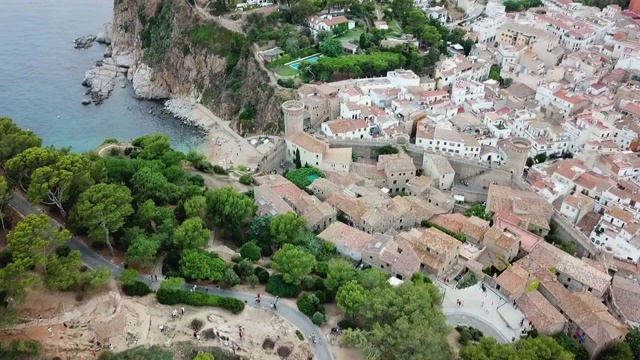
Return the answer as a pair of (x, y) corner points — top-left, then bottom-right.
(109, 0), (294, 134)
(74, 35), (97, 49)
(96, 22), (113, 44)
(131, 63), (170, 99)
(82, 59), (128, 105)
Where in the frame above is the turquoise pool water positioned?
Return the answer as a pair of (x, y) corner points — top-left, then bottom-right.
(291, 56), (319, 69)
(307, 174), (320, 182)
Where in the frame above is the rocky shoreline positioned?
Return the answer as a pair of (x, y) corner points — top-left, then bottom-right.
(78, 22), (205, 133)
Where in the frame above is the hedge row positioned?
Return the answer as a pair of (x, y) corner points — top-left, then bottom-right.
(156, 289), (245, 314)
(122, 281), (152, 297)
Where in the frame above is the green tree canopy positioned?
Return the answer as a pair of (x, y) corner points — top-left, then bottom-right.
(319, 38), (344, 57)
(625, 327), (640, 360)
(465, 204), (493, 221)
(160, 277), (185, 290)
(336, 280), (366, 318)
(28, 154), (100, 218)
(184, 195), (207, 218)
(72, 183), (134, 256)
(343, 281), (450, 360)
(205, 187), (256, 238)
(193, 354), (215, 360)
(271, 244), (316, 285)
(0, 117), (42, 165)
(270, 212), (307, 245)
(324, 259), (357, 291)
(44, 251), (82, 291)
(239, 241), (262, 261)
(404, 10), (427, 37)
(125, 234), (161, 267)
(117, 269), (140, 286)
(173, 217), (211, 250)
(7, 213), (71, 274)
(5, 147), (61, 191)
(179, 249), (227, 281)
(357, 268), (390, 290)
(597, 342), (633, 360)
(0, 176), (13, 234)
(460, 336), (574, 360)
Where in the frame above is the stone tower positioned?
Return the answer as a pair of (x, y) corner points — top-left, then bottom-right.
(505, 137), (533, 177)
(282, 100), (305, 136)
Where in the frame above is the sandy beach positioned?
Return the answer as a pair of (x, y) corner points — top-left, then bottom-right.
(190, 104), (261, 171)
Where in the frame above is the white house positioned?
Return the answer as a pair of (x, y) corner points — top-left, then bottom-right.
(321, 118), (370, 139)
(285, 131), (352, 172)
(308, 15), (355, 37)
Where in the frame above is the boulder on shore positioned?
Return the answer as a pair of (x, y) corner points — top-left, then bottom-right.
(74, 35), (97, 49)
(82, 59), (128, 105)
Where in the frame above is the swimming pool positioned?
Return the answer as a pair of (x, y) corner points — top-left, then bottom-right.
(290, 56), (319, 69)
(307, 174), (320, 182)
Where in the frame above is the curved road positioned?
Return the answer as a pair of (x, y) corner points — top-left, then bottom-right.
(8, 192), (334, 360)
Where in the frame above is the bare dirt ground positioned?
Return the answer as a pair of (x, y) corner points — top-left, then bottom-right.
(112, 294), (315, 360)
(322, 304), (365, 360)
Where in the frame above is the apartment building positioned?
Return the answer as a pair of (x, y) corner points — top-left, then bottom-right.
(321, 118), (370, 139)
(415, 121), (482, 159)
(450, 80), (485, 106)
(434, 54), (491, 90)
(397, 227), (461, 277)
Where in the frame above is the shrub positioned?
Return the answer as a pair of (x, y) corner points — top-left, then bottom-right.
(55, 245), (72, 258)
(212, 165), (228, 175)
(191, 318), (205, 331)
(122, 281), (152, 297)
(277, 78), (296, 88)
(0, 340), (40, 358)
(268, 54), (294, 68)
(239, 174), (253, 185)
(254, 266), (270, 284)
(97, 350), (113, 360)
(297, 293), (321, 317)
(456, 272), (478, 289)
(249, 274), (259, 287)
(301, 276), (325, 291)
(187, 174), (205, 186)
(295, 330), (305, 340)
(240, 241), (262, 262)
(266, 274), (301, 298)
(314, 289), (334, 304)
(338, 318), (358, 330)
(312, 311), (325, 326)
(314, 261), (329, 278)
(156, 289), (245, 314)
(221, 268), (241, 288)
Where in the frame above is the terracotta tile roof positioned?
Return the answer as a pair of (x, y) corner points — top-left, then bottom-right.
(483, 225), (504, 243)
(307, 177), (341, 200)
(559, 293), (627, 345)
(420, 227), (460, 255)
(555, 256), (612, 294)
(254, 185), (294, 216)
(563, 193), (593, 209)
(318, 222), (372, 252)
(462, 216), (490, 240)
(324, 118), (368, 134)
(431, 213), (467, 233)
(496, 264), (530, 296)
(606, 206), (634, 224)
(487, 185), (553, 230)
(516, 290), (566, 334)
(612, 274), (640, 324)
(286, 131), (327, 154)
(495, 233), (520, 251)
(404, 196), (447, 221)
(378, 153), (416, 172)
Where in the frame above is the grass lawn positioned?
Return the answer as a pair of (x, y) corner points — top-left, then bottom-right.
(338, 27), (365, 40)
(274, 65), (299, 77)
(387, 20), (403, 37)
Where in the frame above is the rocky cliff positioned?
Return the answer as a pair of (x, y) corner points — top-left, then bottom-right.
(110, 0), (292, 134)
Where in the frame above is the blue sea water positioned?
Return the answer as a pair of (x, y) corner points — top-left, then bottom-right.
(0, 0), (204, 152)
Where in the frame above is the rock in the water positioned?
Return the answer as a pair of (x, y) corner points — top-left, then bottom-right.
(132, 63), (170, 100)
(83, 60), (118, 104)
(74, 35), (97, 49)
(96, 32), (106, 44)
(81, 99), (91, 105)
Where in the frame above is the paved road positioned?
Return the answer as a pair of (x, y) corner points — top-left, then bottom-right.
(445, 312), (510, 343)
(9, 192), (334, 360)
